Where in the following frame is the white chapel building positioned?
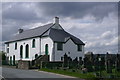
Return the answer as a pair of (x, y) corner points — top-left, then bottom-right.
(5, 17), (85, 63)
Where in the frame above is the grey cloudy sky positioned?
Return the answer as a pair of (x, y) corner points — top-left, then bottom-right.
(2, 2), (118, 54)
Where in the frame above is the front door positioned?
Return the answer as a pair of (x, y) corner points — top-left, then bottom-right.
(45, 44), (48, 55)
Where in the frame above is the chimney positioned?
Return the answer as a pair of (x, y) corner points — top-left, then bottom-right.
(54, 16), (59, 24)
(18, 29), (24, 33)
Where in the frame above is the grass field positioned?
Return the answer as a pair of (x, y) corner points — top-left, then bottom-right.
(40, 68), (120, 80)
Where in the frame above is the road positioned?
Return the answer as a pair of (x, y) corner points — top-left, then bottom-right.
(2, 67), (81, 80)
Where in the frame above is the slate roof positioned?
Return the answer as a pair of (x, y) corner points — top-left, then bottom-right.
(5, 23), (54, 43)
(49, 28), (85, 45)
(5, 23), (85, 45)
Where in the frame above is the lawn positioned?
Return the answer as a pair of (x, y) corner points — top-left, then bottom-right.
(39, 68), (120, 80)
(40, 68), (96, 80)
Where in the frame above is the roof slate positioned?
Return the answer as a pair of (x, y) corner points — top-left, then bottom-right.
(5, 23), (54, 43)
(5, 23), (85, 45)
(49, 28), (85, 45)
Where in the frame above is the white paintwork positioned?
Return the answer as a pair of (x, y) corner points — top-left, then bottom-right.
(41, 37), (53, 61)
(54, 17), (59, 24)
(52, 17), (63, 30)
(5, 36), (84, 62)
(5, 36), (54, 62)
(5, 19), (84, 62)
(5, 37), (40, 62)
(54, 39), (84, 61)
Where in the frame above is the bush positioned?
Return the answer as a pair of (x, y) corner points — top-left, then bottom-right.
(0, 51), (6, 60)
(42, 61), (63, 69)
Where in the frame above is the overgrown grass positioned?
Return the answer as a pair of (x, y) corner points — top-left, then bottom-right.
(100, 69), (120, 78)
(39, 68), (120, 80)
(40, 68), (96, 80)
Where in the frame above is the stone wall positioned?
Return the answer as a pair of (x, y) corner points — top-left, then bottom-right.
(34, 55), (49, 67)
(18, 60), (30, 69)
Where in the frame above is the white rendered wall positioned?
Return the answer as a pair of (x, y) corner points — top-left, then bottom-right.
(5, 37), (40, 61)
(5, 37), (84, 62)
(54, 39), (84, 61)
(41, 37), (53, 61)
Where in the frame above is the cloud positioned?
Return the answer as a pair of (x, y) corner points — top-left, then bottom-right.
(2, 3), (38, 21)
(105, 37), (118, 46)
(2, 2), (118, 54)
(36, 2), (117, 20)
(65, 12), (118, 54)
(101, 31), (113, 39)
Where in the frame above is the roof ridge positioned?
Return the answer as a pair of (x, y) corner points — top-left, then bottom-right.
(5, 23), (54, 43)
(23, 23), (53, 32)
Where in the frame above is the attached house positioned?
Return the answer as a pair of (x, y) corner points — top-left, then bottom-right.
(5, 17), (85, 65)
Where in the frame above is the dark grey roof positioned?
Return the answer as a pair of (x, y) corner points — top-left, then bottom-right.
(5, 23), (85, 45)
(5, 23), (54, 43)
(48, 28), (85, 45)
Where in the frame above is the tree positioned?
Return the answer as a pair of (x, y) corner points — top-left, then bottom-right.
(116, 54), (120, 72)
(0, 51), (6, 60)
(105, 52), (112, 73)
(0, 51), (7, 65)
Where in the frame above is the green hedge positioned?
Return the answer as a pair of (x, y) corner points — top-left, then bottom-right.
(2, 60), (9, 65)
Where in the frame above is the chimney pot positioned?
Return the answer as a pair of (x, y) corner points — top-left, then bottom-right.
(55, 16), (59, 24)
(18, 29), (24, 33)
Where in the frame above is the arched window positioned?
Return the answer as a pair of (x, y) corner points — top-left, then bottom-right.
(45, 44), (48, 55)
(25, 44), (29, 58)
(20, 45), (23, 58)
(32, 39), (35, 48)
(13, 55), (15, 65)
(15, 42), (17, 50)
(10, 56), (12, 65)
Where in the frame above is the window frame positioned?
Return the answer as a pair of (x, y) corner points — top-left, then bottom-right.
(20, 45), (23, 58)
(77, 45), (82, 51)
(15, 42), (17, 50)
(25, 44), (29, 58)
(32, 39), (35, 48)
(45, 44), (48, 55)
(57, 42), (63, 51)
